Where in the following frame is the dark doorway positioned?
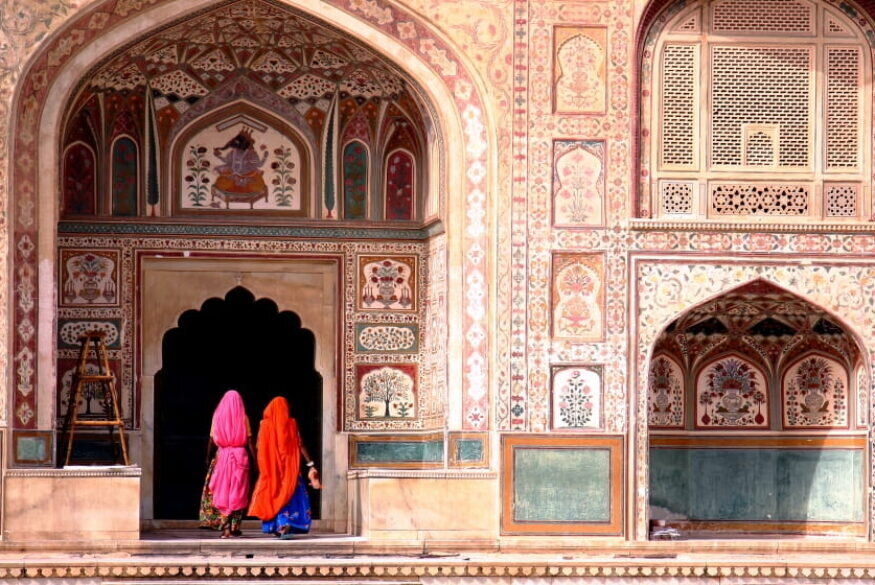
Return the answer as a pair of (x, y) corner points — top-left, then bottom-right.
(154, 286), (322, 520)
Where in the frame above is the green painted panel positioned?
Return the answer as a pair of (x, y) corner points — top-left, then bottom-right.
(455, 439), (484, 462)
(356, 439), (443, 463)
(650, 447), (863, 522)
(513, 447), (611, 522)
(16, 436), (47, 462)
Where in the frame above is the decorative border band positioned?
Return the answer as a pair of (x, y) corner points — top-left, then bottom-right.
(58, 222), (430, 240)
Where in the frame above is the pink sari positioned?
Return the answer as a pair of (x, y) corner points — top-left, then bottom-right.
(208, 390), (250, 516)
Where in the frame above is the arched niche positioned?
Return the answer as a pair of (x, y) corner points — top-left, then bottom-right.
(646, 279), (869, 538)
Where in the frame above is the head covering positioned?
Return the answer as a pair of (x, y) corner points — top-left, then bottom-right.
(208, 390), (250, 516)
(248, 396), (301, 521)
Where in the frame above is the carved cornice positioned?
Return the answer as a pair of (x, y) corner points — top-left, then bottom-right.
(347, 469), (497, 479)
(629, 219), (875, 233)
(5, 466), (142, 478)
(2, 561), (875, 580)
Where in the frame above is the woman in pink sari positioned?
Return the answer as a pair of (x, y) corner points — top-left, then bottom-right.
(199, 390), (254, 538)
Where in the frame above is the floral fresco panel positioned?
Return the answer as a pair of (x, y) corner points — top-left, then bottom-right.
(551, 365), (602, 429)
(551, 253), (605, 341)
(648, 354), (685, 428)
(783, 353), (849, 429)
(695, 355), (769, 428)
(553, 26), (608, 114)
(59, 250), (120, 307)
(553, 140), (605, 228)
(358, 255), (417, 311)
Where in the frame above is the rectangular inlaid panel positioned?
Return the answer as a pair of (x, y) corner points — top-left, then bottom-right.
(448, 431), (489, 468)
(502, 435), (623, 534)
(13, 430), (50, 466)
(650, 437), (864, 525)
(349, 433), (443, 468)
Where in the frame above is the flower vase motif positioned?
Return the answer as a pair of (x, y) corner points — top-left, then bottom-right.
(359, 257), (416, 311)
(648, 355), (684, 427)
(554, 142), (604, 227)
(783, 355), (846, 428)
(697, 357), (767, 428)
(61, 251), (118, 306)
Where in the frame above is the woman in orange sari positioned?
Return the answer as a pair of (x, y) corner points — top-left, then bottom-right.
(249, 396), (320, 539)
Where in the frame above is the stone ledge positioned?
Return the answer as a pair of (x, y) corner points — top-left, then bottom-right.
(5, 465), (142, 478)
(348, 469), (497, 480)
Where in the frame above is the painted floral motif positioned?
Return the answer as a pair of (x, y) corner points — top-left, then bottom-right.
(355, 324), (418, 353)
(184, 145), (211, 207)
(343, 141), (369, 219)
(554, 29), (607, 113)
(696, 357), (768, 428)
(552, 254), (604, 341)
(552, 366), (601, 429)
(648, 355), (684, 428)
(359, 256), (416, 311)
(385, 150), (414, 220)
(60, 250), (119, 307)
(553, 141), (604, 227)
(58, 321), (121, 349)
(270, 146), (297, 207)
(357, 364), (416, 419)
(783, 355), (848, 428)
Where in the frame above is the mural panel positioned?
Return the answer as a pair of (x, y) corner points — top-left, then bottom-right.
(385, 149), (415, 220)
(695, 355), (769, 428)
(648, 354), (685, 428)
(111, 137), (138, 216)
(56, 358), (124, 422)
(343, 141), (369, 220)
(551, 365), (602, 430)
(782, 354), (849, 428)
(552, 140), (605, 228)
(59, 250), (120, 307)
(358, 255), (417, 311)
(551, 253), (605, 341)
(356, 364), (417, 420)
(354, 323), (418, 353)
(176, 120), (305, 214)
(63, 143), (97, 216)
(553, 26), (608, 114)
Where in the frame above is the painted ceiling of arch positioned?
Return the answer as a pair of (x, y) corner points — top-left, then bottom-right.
(77, 0), (426, 138)
(654, 280), (862, 375)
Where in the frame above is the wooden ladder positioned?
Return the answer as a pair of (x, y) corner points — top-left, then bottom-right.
(62, 331), (130, 466)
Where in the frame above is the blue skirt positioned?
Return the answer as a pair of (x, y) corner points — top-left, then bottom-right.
(261, 475), (312, 535)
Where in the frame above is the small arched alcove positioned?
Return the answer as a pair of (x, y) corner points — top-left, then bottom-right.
(646, 279), (868, 538)
(154, 286), (322, 520)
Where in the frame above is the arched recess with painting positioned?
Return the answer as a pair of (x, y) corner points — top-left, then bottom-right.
(646, 280), (869, 537)
(6, 0), (492, 536)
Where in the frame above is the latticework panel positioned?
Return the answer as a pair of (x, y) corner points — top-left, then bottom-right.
(660, 44), (697, 168)
(824, 183), (859, 217)
(825, 47), (861, 170)
(710, 183), (810, 215)
(660, 181), (695, 214)
(711, 0), (814, 34)
(711, 46), (811, 168)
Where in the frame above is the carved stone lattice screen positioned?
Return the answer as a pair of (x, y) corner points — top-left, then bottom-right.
(647, 0), (870, 222)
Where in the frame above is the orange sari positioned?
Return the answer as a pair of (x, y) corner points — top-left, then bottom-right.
(248, 397), (301, 521)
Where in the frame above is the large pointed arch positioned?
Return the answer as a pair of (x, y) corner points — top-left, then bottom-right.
(8, 0), (495, 437)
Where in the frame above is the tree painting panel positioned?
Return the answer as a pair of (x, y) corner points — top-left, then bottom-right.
(385, 150), (414, 220)
(112, 137), (139, 216)
(356, 364), (417, 419)
(343, 141), (369, 219)
(63, 143), (96, 216)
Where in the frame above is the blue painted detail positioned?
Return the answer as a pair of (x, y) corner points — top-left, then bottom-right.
(355, 439), (443, 463)
(58, 222), (429, 240)
(650, 447), (864, 523)
(16, 436), (48, 463)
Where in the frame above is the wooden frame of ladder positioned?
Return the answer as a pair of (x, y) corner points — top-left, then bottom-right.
(61, 331), (130, 466)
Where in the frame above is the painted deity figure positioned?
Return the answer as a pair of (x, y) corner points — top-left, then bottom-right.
(211, 128), (269, 208)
